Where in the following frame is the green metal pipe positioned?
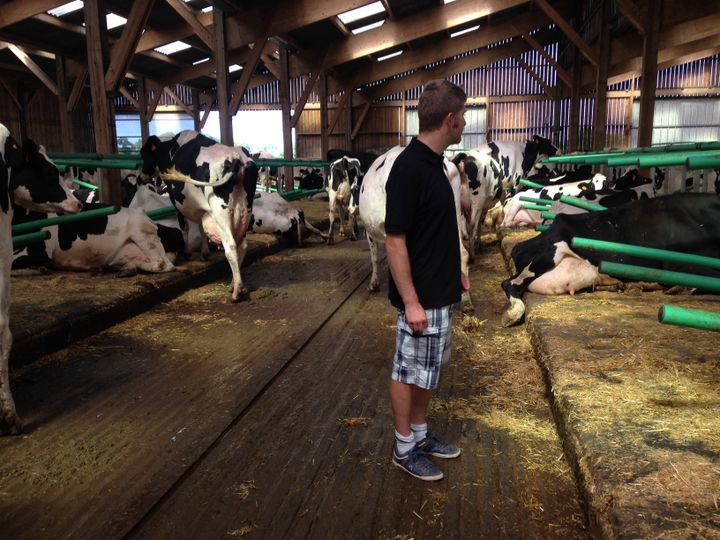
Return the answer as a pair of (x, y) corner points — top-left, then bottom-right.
(48, 152), (142, 160)
(12, 230), (50, 248)
(535, 225), (550, 232)
(11, 205), (119, 235)
(686, 155), (720, 170)
(658, 304), (720, 332)
(572, 237), (720, 270)
(72, 179), (98, 190)
(523, 203), (550, 212)
(559, 195), (606, 212)
(54, 160), (142, 172)
(599, 261), (720, 292)
(540, 211), (557, 220)
(636, 150), (720, 168)
(605, 155), (639, 167)
(545, 141), (720, 164)
(519, 196), (552, 205)
(145, 207), (177, 220)
(519, 179), (544, 189)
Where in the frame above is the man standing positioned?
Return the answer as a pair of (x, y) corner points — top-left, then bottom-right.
(385, 79), (470, 481)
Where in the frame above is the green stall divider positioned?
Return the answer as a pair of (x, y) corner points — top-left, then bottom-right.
(11, 205), (119, 235)
(540, 211), (557, 220)
(72, 179), (99, 190)
(519, 196), (553, 205)
(558, 195), (606, 212)
(599, 261), (720, 292)
(523, 203), (551, 212)
(658, 305), (720, 332)
(12, 230), (50, 248)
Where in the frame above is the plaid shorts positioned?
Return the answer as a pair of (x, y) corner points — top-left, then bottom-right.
(391, 305), (454, 390)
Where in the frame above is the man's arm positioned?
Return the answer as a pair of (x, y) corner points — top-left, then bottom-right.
(386, 232), (427, 333)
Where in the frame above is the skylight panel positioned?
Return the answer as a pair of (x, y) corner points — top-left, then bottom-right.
(48, 1), (83, 17)
(377, 50), (402, 62)
(229, 64), (243, 72)
(443, 0), (456, 3)
(351, 20), (384, 35)
(193, 57), (210, 65)
(154, 41), (192, 55)
(202, 6), (213, 13)
(450, 25), (480, 38)
(106, 13), (127, 30)
(338, 2), (385, 24)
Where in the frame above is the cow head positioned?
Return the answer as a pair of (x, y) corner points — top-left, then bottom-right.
(140, 135), (176, 182)
(11, 140), (82, 214)
(522, 135), (559, 176)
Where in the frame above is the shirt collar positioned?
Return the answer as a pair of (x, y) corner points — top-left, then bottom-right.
(409, 137), (444, 166)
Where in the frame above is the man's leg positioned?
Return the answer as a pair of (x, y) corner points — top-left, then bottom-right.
(390, 379), (413, 436)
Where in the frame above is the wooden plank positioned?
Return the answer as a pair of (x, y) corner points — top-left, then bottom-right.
(569, 49), (582, 151)
(593, 0), (610, 151)
(138, 77), (149, 142)
(534, 0), (599, 67)
(119, 86), (141, 111)
(0, 0), (68, 29)
(147, 85), (165, 121)
(229, 35), (269, 115)
(55, 55), (74, 150)
(519, 30), (572, 87)
(163, 86), (193, 116)
(616, 0), (646, 34)
(164, 0), (215, 51)
(351, 101), (370, 140)
(0, 77), (21, 110)
(327, 87), (351, 135)
(637, 0), (661, 149)
(514, 55), (554, 100)
(279, 45), (293, 191)
(66, 67), (87, 113)
(290, 50), (328, 129)
(213, 9), (232, 145)
(8, 44), (58, 95)
(105, 0), (156, 92)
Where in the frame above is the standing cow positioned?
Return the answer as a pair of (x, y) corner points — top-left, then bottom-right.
(140, 130), (258, 302)
(358, 146), (471, 311)
(501, 193), (720, 327)
(1, 126), (82, 435)
(475, 134), (559, 190)
(326, 156), (364, 244)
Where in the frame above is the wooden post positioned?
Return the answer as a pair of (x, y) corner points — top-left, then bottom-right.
(345, 95), (352, 150)
(637, 0), (661, 150)
(279, 45), (293, 192)
(553, 83), (562, 150)
(213, 8), (233, 146)
(85, 0), (121, 205)
(569, 48), (582, 152)
(18, 81), (28, 142)
(400, 93), (406, 147)
(192, 89), (200, 132)
(55, 56), (74, 151)
(625, 75), (636, 147)
(593, 0), (610, 151)
(320, 71), (329, 162)
(138, 76), (150, 143)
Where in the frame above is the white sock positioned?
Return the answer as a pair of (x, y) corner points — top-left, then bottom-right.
(411, 422), (428, 442)
(395, 430), (415, 456)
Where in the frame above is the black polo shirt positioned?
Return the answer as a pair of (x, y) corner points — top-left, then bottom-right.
(385, 138), (462, 310)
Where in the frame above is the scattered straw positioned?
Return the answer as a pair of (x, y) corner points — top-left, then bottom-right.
(233, 481), (256, 501)
(338, 416), (369, 428)
(226, 523), (256, 537)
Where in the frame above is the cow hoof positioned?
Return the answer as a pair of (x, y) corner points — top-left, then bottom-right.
(326, 237), (335, 245)
(232, 288), (250, 303)
(117, 267), (139, 278)
(368, 282), (380, 293)
(501, 311), (523, 327)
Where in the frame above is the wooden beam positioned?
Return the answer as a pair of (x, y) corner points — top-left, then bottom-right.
(320, 71), (328, 161)
(147, 85), (165, 121)
(163, 86), (193, 116)
(290, 50), (329, 129)
(7, 44), (58, 94)
(351, 101), (371, 140)
(55, 55), (74, 150)
(569, 49), (582, 151)
(0, 0), (68, 29)
(67, 67), (87, 113)
(637, 0), (661, 149)
(519, 29), (572, 86)
(119, 86), (141, 111)
(105, 0), (155, 92)
(229, 35), (269, 115)
(164, 0), (215, 51)
(138, 77), (149, 141)
(534, 0), (599, 67)
(321, 0), (529, 69)
(514, 55), (554, 100)
(593, 0), (611, 151)
(615, 0), (646, 34)
(279, 45), (293, 191)
(0, 78), (21, 110)
(214, 9), (232, 145)
(200, 99), (213, 129)
(328, 88), (352, 135)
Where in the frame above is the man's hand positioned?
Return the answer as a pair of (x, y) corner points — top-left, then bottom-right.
(404, 301), (427, 334)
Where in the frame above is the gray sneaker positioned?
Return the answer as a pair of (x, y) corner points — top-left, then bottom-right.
(392, 446), (444, 481)
(416, 432), (461, 459)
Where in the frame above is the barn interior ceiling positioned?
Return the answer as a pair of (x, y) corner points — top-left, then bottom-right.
(0, 0), (718, 108)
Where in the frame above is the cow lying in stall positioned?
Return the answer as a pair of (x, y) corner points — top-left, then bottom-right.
(501, 193), (720, 327)
(249, 191), (326, 245)
(358, 146), (472, 310)
(12, 203), (176, 275)
(501, 169), (655, 228)
(1, 126), (82, 435)
(326, 156), (364, 244)
(140, 130), (258, 302)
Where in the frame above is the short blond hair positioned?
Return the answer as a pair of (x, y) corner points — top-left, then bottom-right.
(418, 79), (467, 132)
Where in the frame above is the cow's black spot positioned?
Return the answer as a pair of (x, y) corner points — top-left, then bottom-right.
(256, 219), (263, 226)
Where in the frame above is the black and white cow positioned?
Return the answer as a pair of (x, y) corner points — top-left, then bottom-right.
(295, 168), (324, 190)
(359, 146), (471, 311)
(326, 149), (379, 175)
(140, 130), (258, 302)
(326, 156), (364, 244)
(450, 150), (506, 259)
(251, 151), (279, 192)
(249, 191), (326, 245)
(12, 204), (176, 275)
(474, 135), (559, 190)
(1, 126), (82, 435)
(501, 193), (720, 326)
